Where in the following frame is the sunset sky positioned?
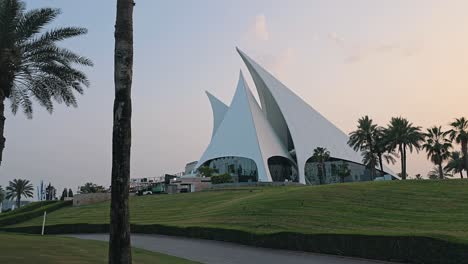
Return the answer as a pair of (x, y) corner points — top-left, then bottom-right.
(1, 0), (467, 195)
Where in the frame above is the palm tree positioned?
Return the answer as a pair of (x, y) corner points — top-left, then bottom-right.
(374, 127), (398, 174)
(337, 161), (351, 183)
(348, 116), (379, 179)
(422, 126), (452, 179)
(311, 147), (330, 184)
(109, 0), (134, 263)
(0, 0), (92, 165)
(447, 117), (468, 175)
(445, 151), (465, 179)
(427, 167), (452, 180)
(384, 117), (424, 180)
(5, 179), (34, 208)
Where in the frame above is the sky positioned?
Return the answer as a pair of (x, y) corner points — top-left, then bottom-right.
(1, 0), (467, 197)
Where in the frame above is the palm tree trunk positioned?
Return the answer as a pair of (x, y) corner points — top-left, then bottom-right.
(399, 145), (406, 180)
(322, 161), (326, 183)
(378, 153), (384, 176)
(460, 171), (463, 179)
(372, 157), (377, 180)
(316, 164), (322, 184)
(462, 141), (468, 176)
(438, 162), (444, 180)
(109, 1), (134, 264)
(0, 90), (6, 166)
(16, 194), (20, 208)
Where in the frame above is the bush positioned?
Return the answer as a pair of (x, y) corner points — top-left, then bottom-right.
(0, 201), (72, 227)
(0, 201), (56, 219)
(2, 223), (468, 264)
(211, 173), (233, 184)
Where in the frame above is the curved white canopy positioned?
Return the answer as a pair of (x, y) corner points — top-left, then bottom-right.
(237, 48), (374, 183)
(205, 91), (228, 140)
(197, 72), (292, 182)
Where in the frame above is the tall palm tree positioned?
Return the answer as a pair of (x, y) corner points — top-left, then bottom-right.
(311, 147), (330, 184)
(109, 0), (133, 263)
(422, 126), (452, 179)
(445, 151), (465, 179)
(384, 117), (424, 180)
(5, 179), (34, 208)
(427, 167), (452, 180)
(374, 127), (398, 174)
(348, 116), (378, 179)
(0, 0), (92, 165)
(447, 117), (468, 175)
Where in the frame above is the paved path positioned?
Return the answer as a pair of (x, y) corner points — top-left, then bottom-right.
(70, 234), (391, 264)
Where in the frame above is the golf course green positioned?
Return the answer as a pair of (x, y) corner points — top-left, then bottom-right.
(0, 233), (198, 264)
(2, 180), (468, 263)
(3, 180), (468, 242)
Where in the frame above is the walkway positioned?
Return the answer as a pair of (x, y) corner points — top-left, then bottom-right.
(70, 234), (392, 264)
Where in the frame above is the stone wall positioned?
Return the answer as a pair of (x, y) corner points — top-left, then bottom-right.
(73, 193), (111, 207)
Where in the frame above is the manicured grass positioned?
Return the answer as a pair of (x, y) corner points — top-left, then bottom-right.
(6, 180), (468, 243)
(0, 201), (56, 218)
(0, 201), (71, 227)
(0, 233), (198, 264)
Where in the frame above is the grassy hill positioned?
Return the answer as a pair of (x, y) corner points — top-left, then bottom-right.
(5, 180), (468, 241)
(0, 233), (197, 264)
(3, 180), (468, 263)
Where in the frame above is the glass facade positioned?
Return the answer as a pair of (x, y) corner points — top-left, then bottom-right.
(267, 156), (299, 182)
(200, 156), (388, 185)
(304, 157), (384, 185)
(200, 156), (258, 182)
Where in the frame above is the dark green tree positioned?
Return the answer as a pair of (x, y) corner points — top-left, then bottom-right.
(45, 183), (56, 200)
(311, 147), (330, 184)
(197, 166), (218, 177)
(68, 188), (73, 197)
(60, 188), (67, 200)
(447, 117), (468, 175)
(422, 126), (452, 179)
(348, 116), (379, 179)
(374, 127), (398, 174)
(427, 167), (451, 180)
(384, 117), (424, 180)
(79, 182), (105, 194)
(336, 161), (351, 183)
(5, 179), (34, 208)
(0, 0), (92, 165)
(445, 151), (465, 179)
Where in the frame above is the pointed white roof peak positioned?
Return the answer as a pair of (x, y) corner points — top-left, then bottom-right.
(196, 71), (293, 182)
(205, 91), (228, 139)
(237, 48), (368, 183)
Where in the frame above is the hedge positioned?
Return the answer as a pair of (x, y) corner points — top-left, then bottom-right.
(0, 201), (72, 227)
(0, 201), (57, 219)
(2, 223), (467, 264)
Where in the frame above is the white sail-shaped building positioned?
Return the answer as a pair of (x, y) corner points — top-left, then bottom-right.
(196, 49), (395, 184)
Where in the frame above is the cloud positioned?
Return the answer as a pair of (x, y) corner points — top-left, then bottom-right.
(242, 14), (269, 43)
(326, 33), (420, 64)
(327, 32), (345, 47)
(239, 15), (295, 79)
(252, 14), (269, 41)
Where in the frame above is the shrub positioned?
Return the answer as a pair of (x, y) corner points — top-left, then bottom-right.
(2, 223), (468, 264)
(0, 201), (71, 227)
(211, 173), (233, 184)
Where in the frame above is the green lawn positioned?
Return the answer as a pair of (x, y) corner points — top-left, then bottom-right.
(0, 233), (198, 264)
(5, 180), (468, 244)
